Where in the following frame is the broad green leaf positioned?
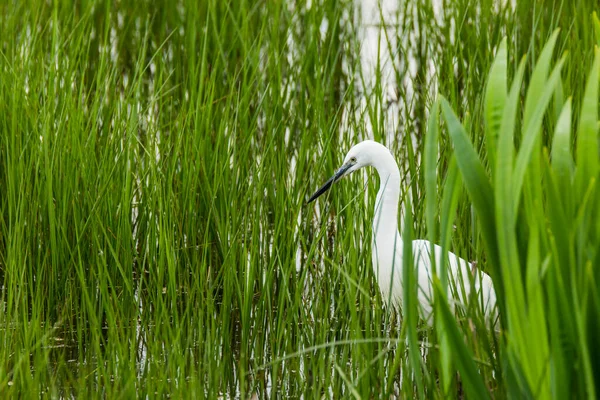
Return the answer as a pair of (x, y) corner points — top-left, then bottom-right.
(513, 56), (566, 211)
(522, 30), (560, 128)
(551, 98), (574, 213)
(433, 279), (491, 400)
(519, 31), (560, 243)
(484, 37), (508, 173)
(545, 244), (572, 400)
(575, 48), (600, 201)
(524, 219), (551, 399)
(574, 262), (599, 400)
(494, 57), (527, 345)
(586, 266), (600, 389)
(551, 98), (574, 181)
(594, 12), (600, 47)
(553, 74), (565, 120)
(441, 98), (494, 221)
(495, 56), (527, 220)
(545, 159), (574, 276)
(506, 349), (535, 398)
(440, 97), (503, 302)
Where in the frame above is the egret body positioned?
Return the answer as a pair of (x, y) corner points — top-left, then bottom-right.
(308, 140), (497, 324)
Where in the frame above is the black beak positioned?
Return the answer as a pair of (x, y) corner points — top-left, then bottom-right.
(307, 162), (353, 203)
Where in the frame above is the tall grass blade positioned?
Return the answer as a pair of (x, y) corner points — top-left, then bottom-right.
(403, 194), (425, 399)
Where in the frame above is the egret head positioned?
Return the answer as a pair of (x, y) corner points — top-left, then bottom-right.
(307, 140), (383, 203)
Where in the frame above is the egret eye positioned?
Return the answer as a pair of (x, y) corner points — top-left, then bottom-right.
(350, 156), (357, 163)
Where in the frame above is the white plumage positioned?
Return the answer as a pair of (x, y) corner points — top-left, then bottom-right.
(308, 140), (497, 324)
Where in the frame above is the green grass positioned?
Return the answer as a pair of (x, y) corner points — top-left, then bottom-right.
(1, 0), (600, 398)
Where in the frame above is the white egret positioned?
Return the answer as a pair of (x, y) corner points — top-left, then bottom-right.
(308, 140), (497, 324)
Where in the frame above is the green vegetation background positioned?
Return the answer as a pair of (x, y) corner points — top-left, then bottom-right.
(1, 0), (600, 398)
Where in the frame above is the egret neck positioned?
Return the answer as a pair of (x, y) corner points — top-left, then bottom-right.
(370, 145), (403, 304)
